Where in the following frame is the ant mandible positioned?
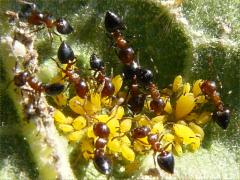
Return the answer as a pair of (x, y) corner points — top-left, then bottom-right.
(200, 80), (230, 129)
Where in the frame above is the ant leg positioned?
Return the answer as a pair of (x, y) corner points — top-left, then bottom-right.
(47, 29), (53, 44)
(29, 26), (45, 34)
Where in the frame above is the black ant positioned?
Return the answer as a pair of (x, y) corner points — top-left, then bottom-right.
(14, 70), (65, 96)
(105, 11), (135, 65)
(90, 54), (115, 98)
(16, 1), (73, 40)
(54, 41), (88, 98)
(92, 122), (112, 175)
(200, 80), (230, 129)
(132, 126), (174, 174)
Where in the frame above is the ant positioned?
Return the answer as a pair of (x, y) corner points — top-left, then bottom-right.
(132, 126), (174, 174)
(16, 1), (73, 40)
(53, 41), (88, 99)
(90, 54), (115, 98)
(92, 122), (112, 175)
(14, 70), (65, 97)
(105, 11), (135, 65)
(200, 80), (230, 129)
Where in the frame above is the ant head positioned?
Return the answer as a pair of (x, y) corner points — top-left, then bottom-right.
(201, 80), (216, 95)
(157, 151), (174, 174)
(93, 122), (110, 138)
(57, 41), (75, 64)
(90, 53), (105, 71)
(14, 72), (28, 87)
(44, 83), (64, 96)
(212, 109), (231, 129)
(55, 18), (74, 34)
(150, 98), (165, 115)
(101, 78), (115, 97)
(128, 94), (146, 114)
(118, 47), (135, 64)
(75, 79), (88, 99)
(93, 154), (112, 175)
(19, 3), (38, 20)
(122, 61), (139, 80)
(132, 126), (150, 139)
(104, 11), (125, 33)
(138, 68), (153, 85)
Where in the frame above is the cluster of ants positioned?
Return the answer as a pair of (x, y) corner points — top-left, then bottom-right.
(9, 1), (231, 177)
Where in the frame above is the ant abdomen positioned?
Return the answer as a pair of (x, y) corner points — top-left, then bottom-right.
(55, 18), (74, 34)
(157, 151), (174, 174)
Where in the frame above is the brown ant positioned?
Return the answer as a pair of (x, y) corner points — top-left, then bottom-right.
(14, 70), (65, 98)
(53, 41), (88, 99)
(105, 11), (135, 65)
(16, 1), (73, 40)
(131, 126), (174, 174)
(200, 80), (230, 129)
(90, 54), (115, 98)
(92, 122), (112, 175)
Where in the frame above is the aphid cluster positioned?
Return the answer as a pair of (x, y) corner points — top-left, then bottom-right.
(8, 3), (231, 178)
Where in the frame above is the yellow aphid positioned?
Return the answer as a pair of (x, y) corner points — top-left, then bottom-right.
(107, 118), (120, 135)
(108, 138), (121, 152)
(163, 133), (175, 143)
(174, 142), (183, 156)
(135, 115), (150, 126)
(69, 96), (85, 115)
(95, 114), (109, 123)
(151, 122), (164, 134)
(112, 75), (123, 95)
(122, 145), (135, 161)
(133, 141), (145, 153)
(67, 131), (84, 141)
(101, 97), (112, 106)
(190, 137), (201, 151)
(53, 109), (67, 124)
(175, 93), (195, 119)
(173, 75), (183, 92)
(121, 135), (131, 146)
(164, 100), (172, 114)
(110, 106), (124, 120)
(185, 113), (198, 121)
(87, 126), (96, 139)
(195, 95), (207, 104)
(164, 143), (172, 152)
(195, 111), (211, 125)
(84, 101), (98, 115)
(120, 119), (132, 133)
(138, 137), (149, 146)
(65, 117), (73, 124)
(58, 124), (74, 133)
(189, 122), (204, 140)
(72, 116), (87, 130)
(173, 124), (196, 145)
(81, 138), (94, 159)
(182, 83), (191, 94)
(193, 80), (203, 97)
(151, 115), (166, 123)
(53, 93), (67, 107)
(91, 93), (101, 109)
